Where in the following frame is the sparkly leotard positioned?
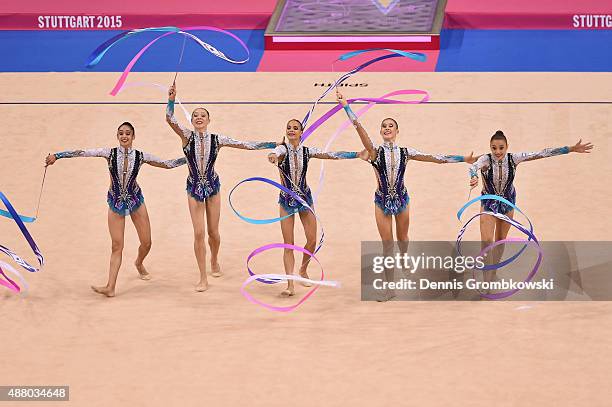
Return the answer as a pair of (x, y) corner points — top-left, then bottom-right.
(370, 143), (464, 215)
(54, 147), (186, 216)
(469, 147), (570, 214)
(166, 100), (276, 201)
(272, 143), (358, 213)
(340, 103), (464, 215)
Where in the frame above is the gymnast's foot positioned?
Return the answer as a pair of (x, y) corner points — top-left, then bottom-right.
(298, 268), (312, 287)
(376, 290), (396, 302)
(135, 262), (151, 280)
(91, 285), (115, 297)
(211, 262), (223, 278)
(195, 280), (209, 292)
(280, 282), (295, 297)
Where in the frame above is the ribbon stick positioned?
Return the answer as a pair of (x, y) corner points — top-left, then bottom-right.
(173, 35), (187, 84)
(0, 167), (47, 224)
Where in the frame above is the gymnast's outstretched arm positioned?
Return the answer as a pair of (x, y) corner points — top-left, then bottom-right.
(45, 148), (111, 166)
(336, 90), (377, 162)
(512, 139), (593, 164)
(407, 147), (472, 164)
(308, 146), (359, 160)
(218, 135), (277, 150)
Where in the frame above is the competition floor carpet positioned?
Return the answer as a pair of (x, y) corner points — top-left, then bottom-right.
(1, 72), (611, 406)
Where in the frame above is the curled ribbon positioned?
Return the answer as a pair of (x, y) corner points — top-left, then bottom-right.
(0, 191), (45, 295)
(86, 26), (250, 95)
(229, 177), (324, 285)
(301, 49), (427, 129)
(240, 246), (340, 313)
(456, 194), (543, 300)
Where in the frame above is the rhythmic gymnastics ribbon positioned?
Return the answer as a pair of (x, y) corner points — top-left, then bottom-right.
(0, 191), (45, 294)
(0, 261), (29, 293)
(302, 89), (429, 142)
(457, 194), (535, 271)
(229, 176), (325, 281)
(230, 177), (334, 312)
(456, 194), (543, 300)
(307, 89), (429, 201)
(86, 26), (250, 95)
(301, 48), (427, 129)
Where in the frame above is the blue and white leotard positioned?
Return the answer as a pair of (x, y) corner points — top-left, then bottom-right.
(340, 104), (464, 215)
(469, 147), (570, 214)
(166, 100), (277, 202)
(54, 147), (186, 216)
(271, 143), (358, 214)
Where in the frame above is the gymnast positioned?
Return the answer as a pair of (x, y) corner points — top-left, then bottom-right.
(337, 90), (475, 300)
(166, 83), (277, 292)
(468, 130), (593, 279)
(45, 122), (186, 297)
(267, 119), (365, 296)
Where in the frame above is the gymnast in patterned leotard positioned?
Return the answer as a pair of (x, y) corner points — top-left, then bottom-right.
(45, 122), (185, 297)
(337, 90), (475, 301)
(166, 83), (277, 292)
(267, 119), (361, 297)
(468, 130), (593, 277)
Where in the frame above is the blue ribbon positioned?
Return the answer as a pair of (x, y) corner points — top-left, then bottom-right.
(0, 209), (36, 223)
(0, 191), (44, 277)
(338, 48), (426, 62)
(456, 193), (543, 299)
(228, 176), (325, 285)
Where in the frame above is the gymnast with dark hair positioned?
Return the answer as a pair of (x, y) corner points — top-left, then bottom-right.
(267, 119), (365, 297)
(166, 83), (278, 292)
(468, 130), (593, 278)
(45, 122), (186, 297)
(337, 90), (475, 300)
